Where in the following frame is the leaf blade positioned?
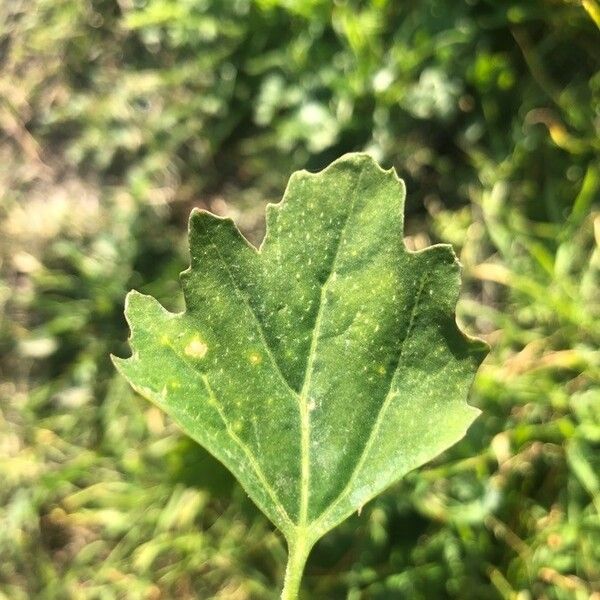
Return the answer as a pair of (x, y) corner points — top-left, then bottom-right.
(113, 153), (488, 591)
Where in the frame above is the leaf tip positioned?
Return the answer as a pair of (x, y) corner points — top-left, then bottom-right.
(124, 288), (142, 309)
(189, 206), (236, 227)
(188, 206), (255, 252)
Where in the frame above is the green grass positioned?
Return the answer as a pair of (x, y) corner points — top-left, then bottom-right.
(1, 155), (598, 600)
(1, 0), (599, 598)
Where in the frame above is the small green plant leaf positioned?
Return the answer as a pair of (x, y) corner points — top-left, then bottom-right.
(112, 153), (487, 598)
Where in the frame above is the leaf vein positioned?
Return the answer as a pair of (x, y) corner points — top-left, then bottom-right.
(297, 165), (367, 526)
(200, 374), (294, 530)
(198, 218), (299, 399)
(311, 269), (430, 533)
(160, 339), (294, 530)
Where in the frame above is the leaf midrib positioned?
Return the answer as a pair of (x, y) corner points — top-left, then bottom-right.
(295, 166), (366, 528)
(299, 169), (365, 529)
(195, 175), (367, 530)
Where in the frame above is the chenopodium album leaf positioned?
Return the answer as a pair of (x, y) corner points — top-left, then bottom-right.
(112, 153), (488, 598)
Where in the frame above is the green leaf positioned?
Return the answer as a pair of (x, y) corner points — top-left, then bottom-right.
(112, 153), (488, 598)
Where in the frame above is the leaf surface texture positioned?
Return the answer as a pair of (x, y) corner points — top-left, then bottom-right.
(114, 153), (487, 544)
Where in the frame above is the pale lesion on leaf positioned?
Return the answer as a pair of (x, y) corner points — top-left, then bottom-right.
(184, 336), (208, 359)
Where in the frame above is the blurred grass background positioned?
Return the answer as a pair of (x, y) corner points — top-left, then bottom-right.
(1, 0), (599, 598)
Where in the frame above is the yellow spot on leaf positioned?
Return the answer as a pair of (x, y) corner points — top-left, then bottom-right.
(377, 365), (386, 375)
(185, 337), (208, 359)
(249, 352), (262, 365)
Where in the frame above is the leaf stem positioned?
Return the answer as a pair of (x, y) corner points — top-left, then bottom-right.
(281, 535), (311, 600)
